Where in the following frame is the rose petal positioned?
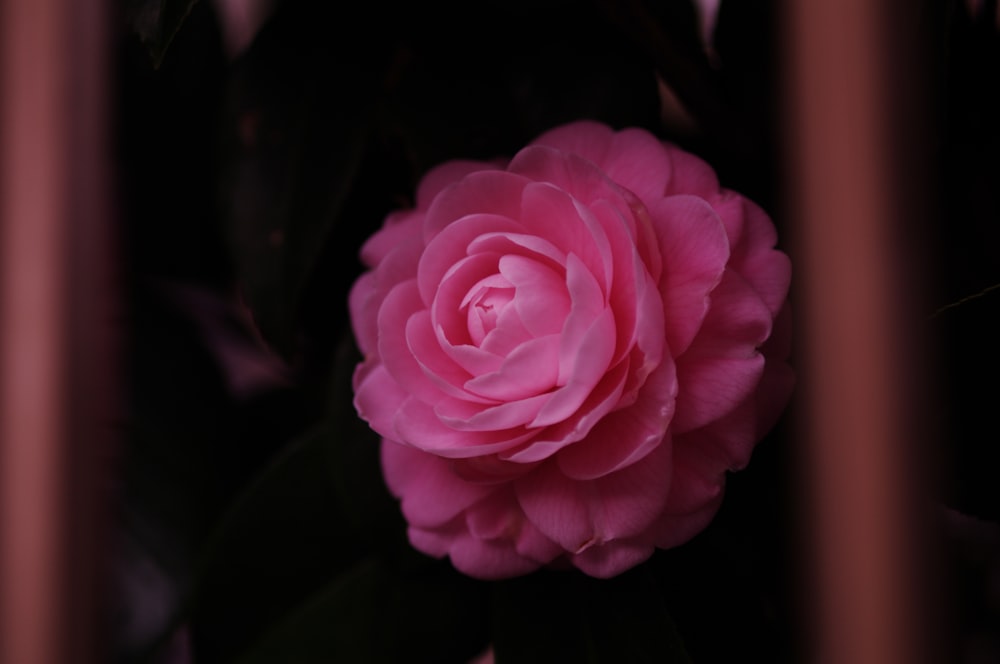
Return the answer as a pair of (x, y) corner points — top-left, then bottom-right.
(463, 489), (564, 565)
(423, 171), (530, 237)
(435, 393), (550, 432)
(648, 194), (731, 356)
(467, 231), (567, 268)
(353, 361), (409, 439)
(381, 442), (494, 528)
(404, 312), (506, 398)
(392, 396), (535, 457)
(662, 142), (721, 199)
(557, 357), (677, 480)
(448, 531), (545, 580)
(597, 128), (680, 205)
(377, 280), (450, 405)
(518, 180), (613, 292)
(556, 253), (611, 386)
(515, 440), (673, 551)
(659, 434), (727, 515)
(432, 252), (505, 347)
(570, 540), (655, 579)
(532, 306), (616, 427)
(672, 353), (765, 435)
(348, 271), (378, 355)
(418, 213), (523, 306)
(360, 209), (423, 270)
(512, 145), (622, 211)
(408, 526), (452, 559)
(671, 270), (773, 433)
(415, 160), (501, 209)
(501, 360), (629, 464)
(529, 120), (615, 168)
(728, 199), (792, 316)
(478, 303), (535, 357)
(406, 311), (489, 401)
(499, 255), (570, 337)
(464, 335), (560, 401)
(452, 454), (542, 484)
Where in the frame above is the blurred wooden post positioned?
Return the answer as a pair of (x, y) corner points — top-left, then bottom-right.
(0, 1), (111, 663)
(786, 1), (922, 663)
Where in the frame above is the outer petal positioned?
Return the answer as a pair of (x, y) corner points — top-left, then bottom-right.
(661, 142), (721, 199)
(529, 120), (615, 167)
(570, 539), (655, 579)
(671, 269), (772, 433)
(348, 271), (378, 355)
(448, 533), (545, 580)
(723, 197), (792, 316)
(464, 490), (563, 564)
(353, 361), (409, 439)
(381, 442), (494, 529)
(377, 281), (451, 405)
(359, 209), (423, 268)
(407, 489), (563, 580)
(532, 122), (717, 205)
(515, 439), (673, 552)
(415, 160), (502, 210)
(649, 195), (731, 356)
(422, 170), (530, 237)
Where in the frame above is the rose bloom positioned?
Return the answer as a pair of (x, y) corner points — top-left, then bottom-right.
(350, 121), (793, 579)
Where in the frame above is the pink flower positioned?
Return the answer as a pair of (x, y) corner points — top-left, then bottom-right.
(350, 121), (793, 579)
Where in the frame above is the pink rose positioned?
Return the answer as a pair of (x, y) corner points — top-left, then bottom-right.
(350, 121), (793, 579)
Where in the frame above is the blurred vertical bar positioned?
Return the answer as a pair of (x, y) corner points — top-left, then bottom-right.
(786, 0), (928, 664)
(0, 0), (110, 662)
(786, 0), (926, 663)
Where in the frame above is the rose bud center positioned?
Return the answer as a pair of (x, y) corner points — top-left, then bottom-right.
(462, 275), (515, 345)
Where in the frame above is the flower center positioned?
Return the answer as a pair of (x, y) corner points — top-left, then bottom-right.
(462, 279), (515, 345)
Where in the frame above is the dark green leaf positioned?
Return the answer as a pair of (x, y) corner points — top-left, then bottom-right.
(492, 568), (691, 664)
(232, 557), (384, 664)
(234, 557), (489, 664)
(124, 0), (202, 67)
(187, 423), (362, 661)
(219, 9), (379, 356)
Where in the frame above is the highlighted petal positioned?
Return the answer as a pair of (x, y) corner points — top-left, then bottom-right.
(464, 335), (560, 401)
(392, 396), (534, 457)
(533, 307), (616, 427)
(557, 359), (676, 480)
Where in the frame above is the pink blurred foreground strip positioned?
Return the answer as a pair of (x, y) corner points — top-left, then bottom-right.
(787, 0), (922, 662)
(0, 1), (110, 663)
(0, 3), (68, 663)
